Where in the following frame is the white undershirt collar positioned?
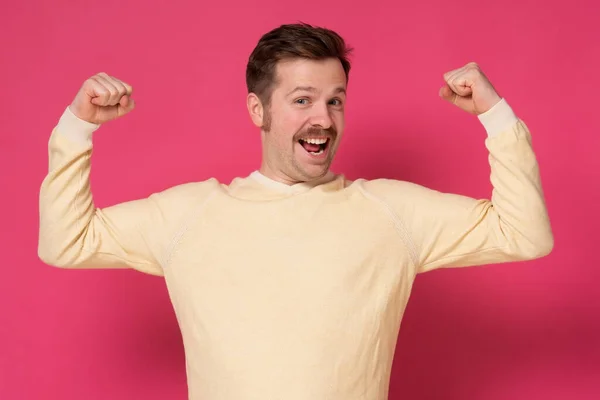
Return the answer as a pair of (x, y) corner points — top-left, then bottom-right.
(249, 170), (337, 193)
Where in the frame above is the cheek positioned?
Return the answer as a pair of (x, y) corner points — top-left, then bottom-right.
(273, 110), (307, 136)
(333, 111), (345, 130)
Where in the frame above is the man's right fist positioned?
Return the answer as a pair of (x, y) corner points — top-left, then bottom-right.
(69, 72), (135, 125)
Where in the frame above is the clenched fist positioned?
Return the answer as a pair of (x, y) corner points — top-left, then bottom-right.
(439, 62), (502, 115)
(69, 72), (135, 125)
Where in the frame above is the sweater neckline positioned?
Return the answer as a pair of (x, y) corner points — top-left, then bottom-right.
(248, 170), (341, 193)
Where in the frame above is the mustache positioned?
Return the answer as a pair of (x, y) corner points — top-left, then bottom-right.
(294, 126), (337, 141)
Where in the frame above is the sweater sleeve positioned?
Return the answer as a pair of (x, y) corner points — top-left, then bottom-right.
(361, 99), (554, 273)
(37, 107), (217, 276)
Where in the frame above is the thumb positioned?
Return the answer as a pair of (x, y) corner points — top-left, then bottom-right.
(439, 84), (472, 111)
(118, 96), (136, 116)
(439, 85), (456, 103)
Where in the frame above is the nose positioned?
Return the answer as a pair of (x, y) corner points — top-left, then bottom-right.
(309, 102), (333, 130)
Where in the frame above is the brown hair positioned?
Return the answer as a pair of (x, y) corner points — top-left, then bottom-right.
(246, 22), (353, 106)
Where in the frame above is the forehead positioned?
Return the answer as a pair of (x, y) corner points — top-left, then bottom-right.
(273, 58), (347, 94)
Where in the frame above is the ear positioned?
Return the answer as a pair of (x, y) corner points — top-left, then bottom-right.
(246, 92), (264, 128)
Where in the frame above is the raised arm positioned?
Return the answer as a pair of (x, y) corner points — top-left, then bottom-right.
(361, 63), (554, 273)
(38, 73), (216, 276)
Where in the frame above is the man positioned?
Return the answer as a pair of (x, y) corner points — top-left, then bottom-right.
(38, 23), (553, 399)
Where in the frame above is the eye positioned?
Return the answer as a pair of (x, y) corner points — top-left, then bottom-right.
(295, 98), (309, 105)
(329, 98), (343, 106)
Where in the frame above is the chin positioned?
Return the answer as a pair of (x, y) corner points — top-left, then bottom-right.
(296, 163), (332, 181)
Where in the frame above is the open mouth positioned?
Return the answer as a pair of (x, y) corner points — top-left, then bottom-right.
(298, 137), (330, 156)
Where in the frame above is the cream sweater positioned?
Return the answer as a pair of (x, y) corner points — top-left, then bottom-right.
(38, 99), (553, 399)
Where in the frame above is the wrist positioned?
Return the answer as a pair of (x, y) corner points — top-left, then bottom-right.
(478, 98), (519, 137)
(56, 106), (100, 145)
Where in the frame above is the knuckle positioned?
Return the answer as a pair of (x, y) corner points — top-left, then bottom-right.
(122, 82), (133, 94)
(94, 83), (108, 94)
(117, 83), (127, 95)
(83, 77), (96, 88)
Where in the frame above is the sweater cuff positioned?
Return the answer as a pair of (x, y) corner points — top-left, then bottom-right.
(478, 98), (519, 137)
(55, 106), (100, 145)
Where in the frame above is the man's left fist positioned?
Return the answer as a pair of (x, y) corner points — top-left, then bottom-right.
(439, 62), (502, 115)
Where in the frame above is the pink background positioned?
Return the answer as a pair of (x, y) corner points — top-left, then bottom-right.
(1, 0), (599, 399)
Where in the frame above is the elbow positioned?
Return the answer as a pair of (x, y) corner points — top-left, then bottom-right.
(530, 235), (554, 259)
(38, 232), (98, 269)
(37, 220), (88, 268)
(37, 236), (76, 269)
(37, 242), (65, 268)
(498, 210), (555, 261)
(519, 228), (555, 260)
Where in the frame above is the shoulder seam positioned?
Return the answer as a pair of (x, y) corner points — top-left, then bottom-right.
(160, 185), (219, 270)
(356, 181), (420, 270)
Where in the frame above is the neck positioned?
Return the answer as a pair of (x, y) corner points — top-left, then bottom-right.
(258, 162), (333, 186)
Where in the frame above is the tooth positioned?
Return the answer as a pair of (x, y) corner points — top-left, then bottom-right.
(305, 138), (327, 144)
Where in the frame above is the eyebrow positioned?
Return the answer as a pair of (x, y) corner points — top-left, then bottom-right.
(286, 86), (346, 97)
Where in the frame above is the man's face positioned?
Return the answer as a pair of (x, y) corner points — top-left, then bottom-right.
(248, 57), (347, 184)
